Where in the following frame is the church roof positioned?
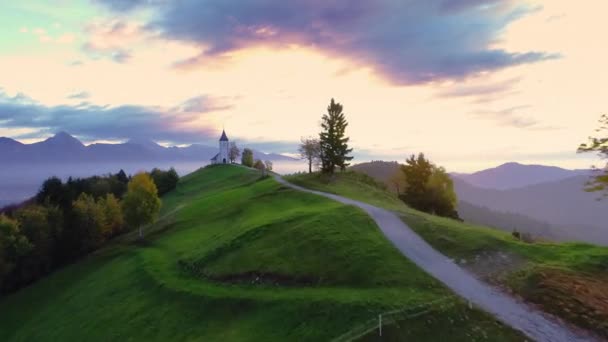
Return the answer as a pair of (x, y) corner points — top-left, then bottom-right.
(219, 130), (229, 141)
(210, 153), (219, 161)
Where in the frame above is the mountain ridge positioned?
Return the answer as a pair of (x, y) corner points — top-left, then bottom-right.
(0, 132), (297, 163)
(451, 162), (592, 190)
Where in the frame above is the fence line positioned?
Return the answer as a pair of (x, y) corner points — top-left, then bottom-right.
(331, 296), (457, 342)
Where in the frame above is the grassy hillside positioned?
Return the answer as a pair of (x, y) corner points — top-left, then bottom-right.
(287, 171), (608, 338)
(0, 165), (523, 341)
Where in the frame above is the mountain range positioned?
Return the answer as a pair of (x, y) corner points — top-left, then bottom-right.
(351, 161), (606, 245)
(0, 132), (296, 163)
(451, 162), (593, 190)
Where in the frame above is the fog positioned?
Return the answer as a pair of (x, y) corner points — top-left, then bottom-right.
(0, 160), (309, 206)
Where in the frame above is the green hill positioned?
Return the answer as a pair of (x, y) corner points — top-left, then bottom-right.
(0, 165), (523, 341)
(286, 171), (608, 338)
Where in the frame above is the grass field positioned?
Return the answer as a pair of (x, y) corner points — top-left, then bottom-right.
(0, 165), (524, 341)
(286, 171), (608, 338)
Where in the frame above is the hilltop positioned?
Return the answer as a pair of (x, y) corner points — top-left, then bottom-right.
(0, 165), (522, 341)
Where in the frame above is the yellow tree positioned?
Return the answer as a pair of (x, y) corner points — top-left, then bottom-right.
(99, 194), (124, 238)
(122, 173), (161, 240)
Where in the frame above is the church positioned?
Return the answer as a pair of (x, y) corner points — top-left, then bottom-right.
(210, 129), (230, 164)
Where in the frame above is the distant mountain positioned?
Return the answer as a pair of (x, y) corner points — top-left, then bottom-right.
(451, 162), (591, 190)
(453, 176), (607, 244)
(457, 201), (592, 243)
(0, 132), (297, 163)
(351, 161), (401, 191)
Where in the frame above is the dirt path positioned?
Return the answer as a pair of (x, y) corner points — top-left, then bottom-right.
(274, 175), (595, 342)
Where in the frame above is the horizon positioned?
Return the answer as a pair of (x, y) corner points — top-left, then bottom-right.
(0, 130), (595, 174)
(1, 1), (606, 172)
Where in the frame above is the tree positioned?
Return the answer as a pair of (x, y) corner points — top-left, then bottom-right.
(71, 193), (105, 252)
(319, 98), (353, 174)
(241, 148), (254, 167)
(299, 137), (321, 173)
(122, 173), (161, 240)
(116, 169), (129, 184)
(399, 153), (459, 219)
(229, 142), (241, 163)
(36, 177), (66, 207)
(426, 166), (459, 219)
(253, 159), (266, 176)
(400, 154), (433, 211)
(99, 194), (124, 238)
(578, 114), (608, 198)
(264, 160), (273, 172)
(389, 169), (408, 195)
(0, 215), (31, 291)
(15, 205), (59, 279)
(150, 168), (180, 196)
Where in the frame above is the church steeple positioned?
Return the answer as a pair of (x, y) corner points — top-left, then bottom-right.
(219, 129), (229, 142)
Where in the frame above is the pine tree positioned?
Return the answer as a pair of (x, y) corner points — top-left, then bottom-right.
(319, 98), (353, 174)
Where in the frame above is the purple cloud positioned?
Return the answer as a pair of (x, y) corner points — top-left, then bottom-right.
(93, 0), (560, 84)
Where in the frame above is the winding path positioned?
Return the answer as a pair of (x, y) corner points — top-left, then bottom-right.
(274, 175), (595, 342)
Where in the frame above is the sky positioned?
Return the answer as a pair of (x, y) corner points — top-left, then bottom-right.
(0, 0), (606, 172)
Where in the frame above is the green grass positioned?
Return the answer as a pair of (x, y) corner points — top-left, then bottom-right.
(0, 165), (525, 341)
(287, 171), (608, 338)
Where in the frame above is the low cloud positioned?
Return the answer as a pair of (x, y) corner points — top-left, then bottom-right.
(472, 105), (559, 130)
(437, 78), (521, 98)
(67, 91), (90, 100)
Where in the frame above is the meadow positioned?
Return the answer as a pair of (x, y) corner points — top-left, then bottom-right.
(0, 165), (523, 341)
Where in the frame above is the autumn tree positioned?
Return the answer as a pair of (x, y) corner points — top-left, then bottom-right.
(319, 98), (353, 174)
(229, 142), (241, 163)
(122, 173), (161, 240)
(299, 137), (321, 173)
(241, 148), (254, 167)
(99, 194), (124, 238)
(578, 114), (608, 198)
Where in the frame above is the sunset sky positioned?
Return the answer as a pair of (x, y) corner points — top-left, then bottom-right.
(0, 0), (606, 172)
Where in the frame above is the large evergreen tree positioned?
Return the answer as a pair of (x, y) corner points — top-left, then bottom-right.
(319, 98), (353, 174)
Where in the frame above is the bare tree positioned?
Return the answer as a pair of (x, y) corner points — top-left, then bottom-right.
(229, 142), (241, 163)
(264, 160), (273, 172)
(298, 137), (321, 173)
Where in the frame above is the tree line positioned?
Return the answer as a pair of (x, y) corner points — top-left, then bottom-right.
(0, 168), (176, 294)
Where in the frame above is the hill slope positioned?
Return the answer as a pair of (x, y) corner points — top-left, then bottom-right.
(286, 171), (608, 339)
(0, 165), (522, 341)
